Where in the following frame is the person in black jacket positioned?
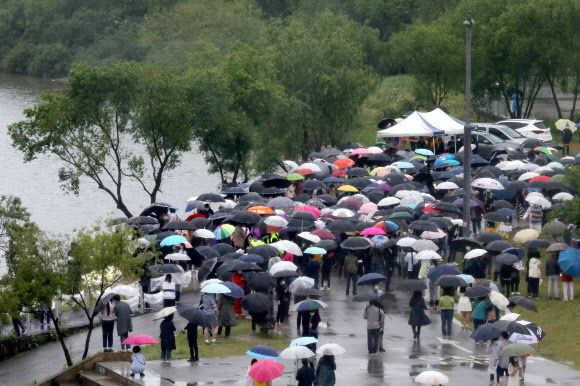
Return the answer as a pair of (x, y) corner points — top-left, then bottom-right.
(159, 314), (176, 362)
(546, 254), (561, 300)
(562, 127), (573, 156)
(408, 291), (431, 339)
(276, 279), (291, 328)
(296, 358), (315, 386)
(184, 322), (198, 362)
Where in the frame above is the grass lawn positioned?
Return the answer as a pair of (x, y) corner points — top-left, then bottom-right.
(140, 318), (290, 361)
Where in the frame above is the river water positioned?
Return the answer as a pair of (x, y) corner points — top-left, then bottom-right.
(0, 73), (221, 271)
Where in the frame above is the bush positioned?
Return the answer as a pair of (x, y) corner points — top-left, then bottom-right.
(2, 41), (35, 74)
(27, 44), (72, 77)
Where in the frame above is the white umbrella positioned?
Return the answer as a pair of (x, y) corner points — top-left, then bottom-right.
(394, 190), (416, 198)
(472, 178), (504, 190)
(264, 216), (289, 227)
(165, 253), (191, 261)
(397, 237), (417, 248)
(270, 240), (303, 256)
(421, 230), (446, 240)
(535, 166), (554, 174)
(435, 182), (459, 190)
(525, 195), (551, 209)
(449, 218), (463, 226)
(289, 276), (314, 293)
(200, 279), (223, 288)
(489, 291), (509, 311)
(464, 249), (487, 259)
(419, 193), (436, 203)
(385, 165), (401, 172)
(378, 197), (401, 207)
(316, 343), (346, 356)
(331, 208), (355, 218)
(518, 172), (540, 181)
(513, 229), (540, 243)
(270, 261), (298, 275)
(555, 118), (577, 132)
(108, 284), (140, 297)
(412, 240), (439, 252)
(201, 283), (231, 294)
(298, 162), (322, 172)
(400, 194), (424, 206)
(193, 229), (216, 239)
(416, 250), (442, 260)
(552, 192), (573, 201)
(153, 306), (177, 320)
(414, 371), (449, 384)
(280, 346), (316, 360)
(500, 313), (520, 322)
(283, 160), (299, 170)
(298, 232), (321, 244)
(500, 160), (525, 171)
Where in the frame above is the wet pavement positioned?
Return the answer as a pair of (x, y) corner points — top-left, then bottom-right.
(1, 275), (579, 385)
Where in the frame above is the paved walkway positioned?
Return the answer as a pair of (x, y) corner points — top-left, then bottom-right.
(1, 276), (579, 385)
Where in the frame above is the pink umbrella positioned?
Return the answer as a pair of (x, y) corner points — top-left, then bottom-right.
(376, 171), (390, 177)
(350, 148), (370, 156)
(310, 229), (336, 239)
(458, 144), (477, 153)
(295, 205), (321, 218)
(359, 203), (378, 214)
(122, 334), (159, 346)
(360, 227), (386, 236)
(248, 359), (285, 382)
(421, 230), (446, 239)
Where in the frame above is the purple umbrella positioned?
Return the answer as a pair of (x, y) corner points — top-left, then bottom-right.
(453, 198), (485, 212)
(377, 183), (393, 192)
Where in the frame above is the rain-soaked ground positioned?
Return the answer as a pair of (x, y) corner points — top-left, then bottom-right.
(1, 275), (579, 385)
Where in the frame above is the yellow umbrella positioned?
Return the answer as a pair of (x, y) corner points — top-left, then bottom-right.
(410, 155), (427, 161)
(370, 167), (388, 176)
(513, 228), (540, 243)
(555, 119), (577, 133)
(337, 185), (359, 193)
(395, 118), (404, 123)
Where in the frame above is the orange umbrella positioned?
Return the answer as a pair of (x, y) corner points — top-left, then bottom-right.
(334, 158), (355, 170)
(247, 206), (275, 215)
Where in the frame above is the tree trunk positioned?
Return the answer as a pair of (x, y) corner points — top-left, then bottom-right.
(49, 313), (73, 367)
(548, 76), (563, 119)
(82, 317), (94, 359)
(570, 71), (579, 120)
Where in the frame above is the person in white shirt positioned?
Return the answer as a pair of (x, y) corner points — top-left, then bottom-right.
(405, 250), (419, 279)
(162, 274), (176, 307)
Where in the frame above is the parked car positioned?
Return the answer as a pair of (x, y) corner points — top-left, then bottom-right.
(472, 123), (527, 144)
(445, 132), (524, 160)
(495, 119), (552, 141)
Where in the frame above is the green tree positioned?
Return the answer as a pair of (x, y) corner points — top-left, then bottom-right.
(0, 195), (30, 253)
(389, 21), (463, 105)
(9, 63), (196, 217)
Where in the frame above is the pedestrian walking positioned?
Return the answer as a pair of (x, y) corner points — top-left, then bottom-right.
(113, 294), (132, 350)
(184, 322), (199, 362)
(546, 254), (560, 300)
(100, 298), (115, 352)
(304, 256), (321, 289)
(217, 294), (238, 337)
(528, 204), (543, 233)
(408, 291), (431, 339)
(363, 300), (385, 354)
(130, 346), (146, 377)
(439, 288), (455, 339)
(487, 338), (500, 385)
(314, 355), (336, 386)
(507, 356), (521, 386)
(11, 315), (26, 337)
(496, 332), (511, 386)
(296, 358), (315, 386)
(457, 287), (472, 329)
(201, 292), (219, 344)
(404, 250), (419, 279)
(344, 252), (358, 295)
(426, 260), (440, 309)
(162, 274), (176, 307)
(472, 296), (488, 334)
(320, 253), (333, 290)
(159, 314), (176, 362)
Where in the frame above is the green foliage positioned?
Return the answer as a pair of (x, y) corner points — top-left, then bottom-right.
(556, 166), (580, 227)
(0, 195), (30, 254)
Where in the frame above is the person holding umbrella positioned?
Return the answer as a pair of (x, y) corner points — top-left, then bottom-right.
(100, 297), (116, 352)
(162, 274), (176, 307)
(217, 293), (238, 338)
(232, 270), (246, 317)
(113, 294), (132, 351)
(276, 279), (291, 328)
(159, 314), (176, 362)
(314, 355), (336, 386)
(201, 291), (219, 344)
(364, 300), (385, 354)
(296, 358), (315, 386)
(439, 288), (455, 339)
(546, 253), (561, 300)
(408, 291), (430, 339)
(527, 251), (541, 298)
(496, 331), (512, 386)
(344, 250), (359, 296)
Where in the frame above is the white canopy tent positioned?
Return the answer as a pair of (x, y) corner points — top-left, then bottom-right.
(376, 111), (444, 138)
(420, 108), (465, 135)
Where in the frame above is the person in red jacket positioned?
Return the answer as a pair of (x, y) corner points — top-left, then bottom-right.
(561, 269), (574, 301)
(232, 271), (245, 317)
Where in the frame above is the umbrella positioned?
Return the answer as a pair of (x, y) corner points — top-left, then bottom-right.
(230, 211), (262, 225)
(500, 343), (535, 357)
(416, 250), (442, 260)
(558, 247), (580, 277)
(472, 178), (504, 190)
(289, 277), (315, 293)
(484, 212), (510, 223)
(269, 261), (298, 276)
(248, 359), (284, 382)
(310, 229), (336, 239)
(476, 231), (504, 244)
(247, 345), (280, 360)
(213, 243), (235, 256)
(220, 281), (245, 298)
(397, 236), (419, 248)
(196, 246), (220, 259)
(250, 244), (281, 259)
(409, 220), (439, 233)
(270, 240), (303, 256)
(247, 272), (277, 292)
(523, 239), (551, 249)
(149, 264), (185, 275)
(94, 293), (116, 314)
(293, 287), (321, 297)
(489, 291), (509, 311)
(543, 220), (566, 235)
(241, 292), (273, 313)
(555, 118), (577, 132)
(464, 285), (491, 298)
(502, 247), (524, 259)
(356, 273), (386, 286)
(496, 253), (520, 266)
(398, 279), (427, 291)
(214, 224), (235, 240)
(290, 337), (318, 346)
(341, 237), (372, 250)
(509, 296), (538, 312)
(435, 275), (467, 287)
(470, 325), (502, 342)
(486, 240), (513, 252)
(478, 280), (504, 293)
(153, 307), (178, 320)
(304, 247), (327, 255)
(353, 291), (382, 302)
(162, 220), (198, 231)
(513, 229), (540, 243)
(176, 305), (206, 326)
(412, 240), (439, 252)
(292, 299), (327, 312)
(316, 343), (346, 356)
(427, 264), (460, 282)
(159, 235), (188, 246)
(193, 229), (216, 239)
(240, 254), (265, 264)
(457, 274), (475, 284)
(201, 283), (231, 294)
(464, 249), (487, 259)
(280, 346), (315, 360)
(121, 335), (158, 346)
(414, 371), (449, 385)
(546, 242), (570, 252)
(197, 258), (218, 282)
(298, 232), (321, 244)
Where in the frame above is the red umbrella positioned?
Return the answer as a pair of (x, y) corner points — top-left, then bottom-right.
(295, 168), (314, 175)
(422, 203), (442, 213)
(186, 213), (207, 221)
(334, 158), (355, 170)
(311, 229), (336, 239)
(330, 170), (347, 177)
(529, 175), (550, 182)
(248, 359), (284, 382)
(122, 334), (158, 346)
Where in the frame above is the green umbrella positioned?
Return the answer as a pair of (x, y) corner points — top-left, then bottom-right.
(388, 211), (415, 220)
(542, 220), (566, 235)
(287, 174), (305, 181)
(500, 343), (535, 357)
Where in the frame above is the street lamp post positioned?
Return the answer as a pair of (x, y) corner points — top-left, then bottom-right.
(462, 12), (474, 237)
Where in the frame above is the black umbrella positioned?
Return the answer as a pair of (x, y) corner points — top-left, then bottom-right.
(140, 203), (173, 218)
(431, 202), (461, 214)
(327, 220), (357, 233)
(247, 272), (276, 292)
(127, 216), (159, 226)
(177, 305), (207, 326)
(450, 237), (482, 251)
(464, 285), (491, 298)
(523, 239), (551, 249)
(384, 173), (410, 185)
(486, 240), (513, 252)
(287, 218), (316, 231)
(521, 138), (544, 149)
(490, 200), (514, 210)
(293, 288), (321, 298)
(435, 275), (467, 288)
(509, 296), (538, 312)
(367, 153), (392, 163)
(295, 193), (312, 203)
(156, 231), (178, 241)
(197, 258), (218, 282)
(196, 246), (220, 259)
(262, 174), (292, 189)
(162, 220), (198, 231)
(484, 212), (510, 223)
(341, 237), (372, 250)
(291, 211), (318, 221)
(397, 279), (427, 291)
(471, 325), (502, 341)
(150, 264), (184, 275)
(229, 212), (262, 225)
(353, 291), (382, 302)
(346, 167), (369, 177)
(197, 193), (225, 203)
(505, 180), (528, 190)
(409, 220), (439, 233)
(357, 273), (386, 286)
(94, 293), (116, 314)
(478, 280), (504, 293)
(492, 320), (531, 335)
(221, 187), (247, 195)
(218, 252), (241, 263)
(341, 141), (363, 149)
(224, 260), (262, 273)
(428, 217), (454, 230)
(476, 231), (504, 244)
(496, 253), (519, 266)
(239, 192), (264, 203)
(249, 244), (280, 259)
(261, 187), (284, 196)
(301, 180), (327, 192)
(314, 240), (337, 251)
(213, 243), (235, 256)
(241, 292), (273, 313)
(272, 270), (300, 278)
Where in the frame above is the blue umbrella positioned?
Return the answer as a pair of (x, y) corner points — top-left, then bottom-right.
(397, 162), (415, 169)
(201, 283), (232, 294)
(220, 281), (245, 298)
(290, 337), (318, 346)
(427, 264), (460, 282)
(497, 208), (516, 217)
(415, 148), (434, 156)
(357, 273), (386, 286)
(239, 254), (265, 264)
(371, 235), (389, 248)
(558, 248), (580, 277)
(246, 345), (280, 360)
(502, 247), (524, 260)
(323, 177), (344, 184)
(434, 154), (455, 166)
(160, 235), (188, 246)
(471, 324), (502, 341)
